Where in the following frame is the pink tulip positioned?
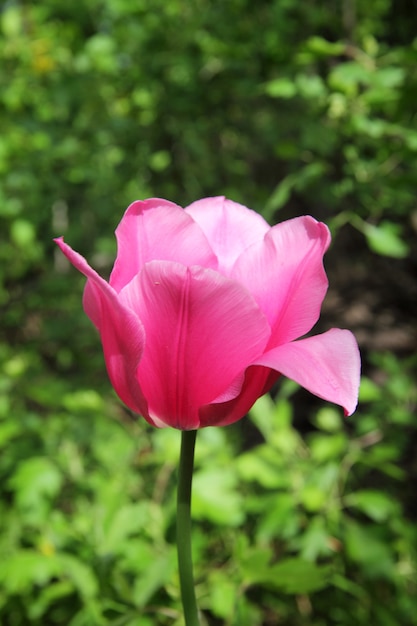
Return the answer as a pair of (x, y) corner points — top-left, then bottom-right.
(55, 197), (360, 430)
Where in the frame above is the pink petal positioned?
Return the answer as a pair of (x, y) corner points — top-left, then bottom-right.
(254, 329), (361, 416)
(185, 196), (270, 274)
(199, 366), (280, 427)
(109, 198), (218, 292)
(120, 261), (271, 429)
(54, 238), (149, 419)
(232, 216), (331, 345)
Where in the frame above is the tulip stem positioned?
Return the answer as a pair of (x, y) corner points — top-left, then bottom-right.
(176, 429), (200, 626)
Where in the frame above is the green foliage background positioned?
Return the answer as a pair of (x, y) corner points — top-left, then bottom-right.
(1, 1), (416, 624)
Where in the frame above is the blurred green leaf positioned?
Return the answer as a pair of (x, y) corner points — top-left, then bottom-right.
(309, 432), (348, 462)
(10, 219), (36, 248)
(359, 377), (381, 402)
(9, 456), (63, 512)
(329, 61), (371, 94)
(363, 221), (409, 258)
(207, 570), (237, 619)
(269, 558), (332, 594)
(264, 77), (297, 99)
(132, 549), (175, 608)
(62, 389), (105, 413)
(243, 552), (331, 594)
(0, 551), (57, 593)
(193, 467), (244, 526)
(344, 520), (395, 578)
(237, 446), (289, 489)
(298, 516), (333, 561)
(56, 554), (98, 599)
(264, 173), (296, 214)
(314, 407), (343, 432)
(300, 484), (327, 512)
(345, 490), (399, 522)
(306, 36), (345, 56)
(1, 5), (22, 38)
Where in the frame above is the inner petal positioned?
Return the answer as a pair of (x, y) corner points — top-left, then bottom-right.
(110, 198), (218, 292)
(231, 215), (331, 346)
(185, 196), (270, 274)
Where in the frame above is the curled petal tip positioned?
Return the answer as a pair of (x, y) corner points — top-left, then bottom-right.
(255, 328), (360, 416)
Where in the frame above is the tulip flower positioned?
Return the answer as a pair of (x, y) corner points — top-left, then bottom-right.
(54, 196), (360, 429)
(55, 196), (360, 626)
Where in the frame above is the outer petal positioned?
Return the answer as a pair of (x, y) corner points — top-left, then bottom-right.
(54, 238), (150, 419)
(254, 329), (361, 416)
(109, 198), (218, 292)
(119, 260), (271, 430)
(232, 216), (331, 345)
(185, 196), (270, 274)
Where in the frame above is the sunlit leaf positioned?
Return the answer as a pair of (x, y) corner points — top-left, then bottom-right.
(363, 222), (409, 258)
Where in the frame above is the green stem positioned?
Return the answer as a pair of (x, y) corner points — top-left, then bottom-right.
(176, 429), (200, 626)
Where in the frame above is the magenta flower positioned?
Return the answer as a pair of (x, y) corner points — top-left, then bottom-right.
(55, 196), (360, 430)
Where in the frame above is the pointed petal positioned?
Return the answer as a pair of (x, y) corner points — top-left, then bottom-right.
(120, 261), (270, 429)
(254, 329), (361, 415)
(185, 196), (270, 273)
(109, 198), (218, 292)
(232, 216), (331, 345)
(54, 237), (149, 417)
